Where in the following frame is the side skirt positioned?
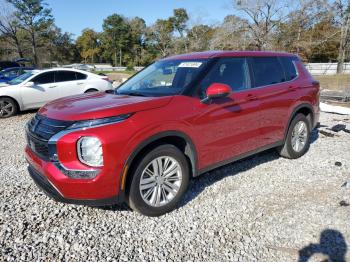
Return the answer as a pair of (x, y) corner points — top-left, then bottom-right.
(197, 141), (284, 176)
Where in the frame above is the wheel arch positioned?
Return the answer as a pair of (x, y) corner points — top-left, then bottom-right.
(121, 131), (198, 194)
(285, 103), (314, 139)
(84, 88), (98, 93)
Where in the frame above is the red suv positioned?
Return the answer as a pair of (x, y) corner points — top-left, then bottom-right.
(25, 51), (320, 216)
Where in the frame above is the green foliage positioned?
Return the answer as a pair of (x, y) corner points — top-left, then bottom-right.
(7, 0), (54, 65)
(76, 28), (101, 63)
(101, 14), (132, 66)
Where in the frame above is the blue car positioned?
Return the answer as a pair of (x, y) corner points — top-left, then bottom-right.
(0, 67), (35, 83)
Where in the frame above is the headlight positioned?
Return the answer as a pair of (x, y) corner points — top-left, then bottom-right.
(68, 114), (132, 130)
(77, 137), (103, 167)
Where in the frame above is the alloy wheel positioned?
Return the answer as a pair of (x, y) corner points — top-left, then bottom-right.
(139, 156), (182, 207)
(291, 121), (308, 152)
(0, 100), (14, 118)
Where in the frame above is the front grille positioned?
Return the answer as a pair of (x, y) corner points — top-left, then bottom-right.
(27, 114), (72, 140)
(26, 132), (49, 160)
(26, 114), (73, 160)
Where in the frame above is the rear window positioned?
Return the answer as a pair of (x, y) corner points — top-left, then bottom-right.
(251, 57), (285, 87)
(55, 71), (77, 82)
(76, 72), (87, 80)
(280, 56), (298, 81)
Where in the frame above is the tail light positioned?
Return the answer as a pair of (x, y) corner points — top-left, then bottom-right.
(101, 76), (112, 83)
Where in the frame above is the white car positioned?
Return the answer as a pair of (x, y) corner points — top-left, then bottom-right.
(0, 68), (113, 118)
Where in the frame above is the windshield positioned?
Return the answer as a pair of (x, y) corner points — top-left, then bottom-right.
(8, 72), (34, 85)
(116, 59), (208, 97)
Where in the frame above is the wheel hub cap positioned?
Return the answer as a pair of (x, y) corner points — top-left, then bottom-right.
(139, 156), (182, 207)
(291, 121), (307, 152)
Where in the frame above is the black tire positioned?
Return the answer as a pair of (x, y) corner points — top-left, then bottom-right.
(85, 89), (98, 93)
(127, 144), (190, 217)
(0, 97), (18, 118)
(278, 114), (311, 159)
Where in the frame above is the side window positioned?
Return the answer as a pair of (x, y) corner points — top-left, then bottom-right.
(199, 57), (249, 97)
(280, 57), (298, 81)
(76, 72), (87, 80)
(251, 57), (285, 87)
(55, 71), (77, 82)
(32, 72), (55, 84)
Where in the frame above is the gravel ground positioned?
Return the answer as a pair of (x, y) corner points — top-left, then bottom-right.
(0, 111), (349, 261)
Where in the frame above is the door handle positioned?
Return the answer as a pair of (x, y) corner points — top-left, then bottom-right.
(288, 86), (297, 91)
(49, 85), (57, 88)
(247, 94), (258, 101)
(77, 82), (84, 85)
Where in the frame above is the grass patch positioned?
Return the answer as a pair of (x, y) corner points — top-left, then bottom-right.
(314, 74), (350, 92)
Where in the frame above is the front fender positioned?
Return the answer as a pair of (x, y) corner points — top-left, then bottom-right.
(0, 86), (23, 110)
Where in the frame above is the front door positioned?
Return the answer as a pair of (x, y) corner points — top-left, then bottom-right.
(192, 57), (264, 169)
(20, 71), (57, 109)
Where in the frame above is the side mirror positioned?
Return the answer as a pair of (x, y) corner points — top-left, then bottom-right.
(24, 81), (34, 87)
(202, 83), (231, 104)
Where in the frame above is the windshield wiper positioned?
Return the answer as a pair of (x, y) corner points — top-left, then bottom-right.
(116, 91), (148, 97)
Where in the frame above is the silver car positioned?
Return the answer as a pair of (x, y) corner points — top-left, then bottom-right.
(0, 68), (113, 118)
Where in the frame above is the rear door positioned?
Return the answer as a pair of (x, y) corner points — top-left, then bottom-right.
(21, 71), (56, 109)
(192, 57), (264, 168)
(54, 70), (84, 98)
(249, 56), (299, 145)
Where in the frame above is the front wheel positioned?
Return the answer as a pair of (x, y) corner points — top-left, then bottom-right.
(127, 144), (190, 217)
(0, 97), (18, 118)
(278, 114), (311, 159)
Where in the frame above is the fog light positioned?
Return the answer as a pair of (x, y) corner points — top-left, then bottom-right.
(77, 137), (103, 167)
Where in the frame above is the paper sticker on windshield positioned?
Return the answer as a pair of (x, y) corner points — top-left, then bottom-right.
(178, 62), (202, 68)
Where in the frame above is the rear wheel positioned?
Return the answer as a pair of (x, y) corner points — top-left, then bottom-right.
(127, 144), (190, 217)
(0, 97), (18, 118)
(278, 114), (310, 159)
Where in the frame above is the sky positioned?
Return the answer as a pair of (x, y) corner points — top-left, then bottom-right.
(44, 0), (233, 37)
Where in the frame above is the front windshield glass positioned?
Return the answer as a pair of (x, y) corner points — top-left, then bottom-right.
(116, 59), (208, 97)
(8, 72), (34, 85)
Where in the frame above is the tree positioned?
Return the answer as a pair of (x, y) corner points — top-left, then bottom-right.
(210, 15), (250, 50)
(334, 0), (350, 73)
(234, 0), (288, 50)
(274, 0), (334, 60)
(7, 0), (54, 65)
(46, 26), (80, 64)
(147, 19), (174, 57)
(308, 19), (340, 62)
(0, 2), (25, 58)
(76, 29), (100, 63)
(170, 8), (189, 52)
(187, 25), (214, 51)
(128, 17), (146, 66)
(101, 14), (132, 66)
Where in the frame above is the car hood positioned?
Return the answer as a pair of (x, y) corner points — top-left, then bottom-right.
(39, 92), (173, 121)
(0, 83), (10, 87)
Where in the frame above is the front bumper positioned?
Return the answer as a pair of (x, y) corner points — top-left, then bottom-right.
(27, 164), (123, 206)
(25, 146), (125, 206)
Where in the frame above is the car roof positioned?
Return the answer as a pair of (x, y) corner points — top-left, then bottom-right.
(163, 51), (298, 61)
(39, 67), (91, 74)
